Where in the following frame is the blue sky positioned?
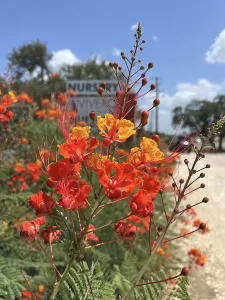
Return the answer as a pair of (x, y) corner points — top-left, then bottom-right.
(1, 0), (225, 133)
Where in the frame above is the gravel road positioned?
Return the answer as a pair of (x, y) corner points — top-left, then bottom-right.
(177, 153), (225, 300)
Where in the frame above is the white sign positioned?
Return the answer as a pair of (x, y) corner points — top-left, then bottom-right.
(66, 80), (118, 125)
(68, 96), (116, 125)
(67, 80), (118, 95)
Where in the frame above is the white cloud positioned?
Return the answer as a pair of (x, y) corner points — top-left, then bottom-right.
(152, 35), (159, 42)
(205, 29), (225, 63)
(112, 48), (121, 57)
(130, 23), (138, 31)
(139, 78), (225, 133)
(48, 49), (81, 72)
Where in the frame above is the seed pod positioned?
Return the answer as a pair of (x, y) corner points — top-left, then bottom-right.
(181, 267), (189, 276)
(89, 111), (96, 121)
(141, 111), (149, 126)
(153, 98), (160, 107)
(97, 87), (104, 95)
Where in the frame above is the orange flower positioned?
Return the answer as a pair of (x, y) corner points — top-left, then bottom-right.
(57, 175), (92, 211)
(156, 247), (165, 255)
(98, 162), (137, 200)
(56, 93), (68, 105)
(17, 92), (33, 103)
(97, 114), (136, 145)
(84, 225), (99, 243)
(14, 163), (25, 173)
(41, 226), (61, 244)
(20, 137), (28, 144)
(67, 89), (77, 97)
(28, 191), (55, 216)
(35, 110), (46, 119)
(130, 190), (154, 218)
(0, 105), (6, 114)
(47, 158), (80, 182)
(47, 109), (57, 119)
(41, 98), (50, 107)
(128, 137), (164, 167)
(38, 285), (45, 293)
(115, 221), (137, 241)
(20, 217), (45, 240)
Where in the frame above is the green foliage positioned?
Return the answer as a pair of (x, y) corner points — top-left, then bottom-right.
(59, 262), (115, 300)
(0, 261), (28, 300)
(166, 277), (190, 300)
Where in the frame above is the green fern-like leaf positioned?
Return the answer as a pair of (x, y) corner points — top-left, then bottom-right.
(166, 277), (190, 300)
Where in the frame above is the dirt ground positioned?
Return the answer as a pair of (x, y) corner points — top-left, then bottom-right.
(177, 153), (225, 300)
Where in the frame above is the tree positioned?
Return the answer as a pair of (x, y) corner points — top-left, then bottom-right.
(61, 58), (115, 80)
(172, 100), (216, 135)
(214, 95), (225, 151)
(8, 41), (52, 82)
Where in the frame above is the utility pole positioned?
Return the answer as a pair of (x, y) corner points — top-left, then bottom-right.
(155, 76), (159, 134)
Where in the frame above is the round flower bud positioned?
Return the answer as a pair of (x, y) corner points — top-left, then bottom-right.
(142, 78), (148, 86)
(199, 223), (206, 230)
(200, 183), (205, 188)
(131, 56), (135, 61)
(140, 66), (145, 70)
(118, 66), (122, 71)
(153, 98), (160, 107)
(179, 179), (184, 184)
(184, 159), (189, 164)
(206, 164), (211, 168)
(89, 111), (96, 121)
(116, 90), (124, 101)
(138, 59), (142, 63)
(157, 226), (163, 232)
(100, 82), (106, 89)
(200, 173), (205, 178)
(172, 183), (176, 188)
(97, 87), (104, 95)
(174, 208), (179, 214)
(142, 40), (146, 43)
(140, 47), (143, 51)
(201, 154), (205, 158)
(109, 62), (113, 68)
(202, 197), (209, 203)
(141, 73), (145, 78)
(148, 62), (154, 69)
(152, 134), (160, 143)
(120, 52), (124, 56)
(141, 111), (149, 126)
(192, 170), (197, 174)
(113, 62), (119, 69)
(132, 98), (137, 105)
(181, 267), (189, 276)
(150, 84), (156, 90)
(186, 204), (191, 209)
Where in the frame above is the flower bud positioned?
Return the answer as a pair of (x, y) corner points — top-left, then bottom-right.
(116, 90), (124, 101)
(131, 56), (135, 61)
(148, 62), (154, 69)
(100, 82), (106, 89)
(132, 98), (137, 105)
(142, 78), (148, 86)
(153, 98), (160, 107)
(172, 183), (176, 188)
(109, 62), (113, 68)
(179, 179), (184, 184)
(140, 47), (143, 51)
(97, 87), (104, 95)
(200, 173), (205, 178)
(202, 197), (209, 203)
(89, 111), (96, 121)
(200, 183), (205, 188)
(184, 159), (189, 164)
(150, 84), (156, 90)
(141, 73), (145, 78)
(120, 52), (124, 56)
(174, 208), (179, 214)
(199, 223), (206, 230)
(140, 66), (145, 70)
(118, 66), (122, 71)
(157, 226), (163, 232)
(152, 134), (160, 143)
(186, 204), (191, 209)
(181, 267), (189, 276)
(113, 62), (119, 69)
(141, 111), (149, 126)
(142, 40), (146, 43)
(206, 164), (211, 168)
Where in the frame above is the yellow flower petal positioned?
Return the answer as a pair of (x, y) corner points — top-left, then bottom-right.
(70, 126), (91, 140)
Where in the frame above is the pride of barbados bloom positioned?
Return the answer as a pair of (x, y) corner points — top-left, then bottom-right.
(18, 24), (205, 299)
